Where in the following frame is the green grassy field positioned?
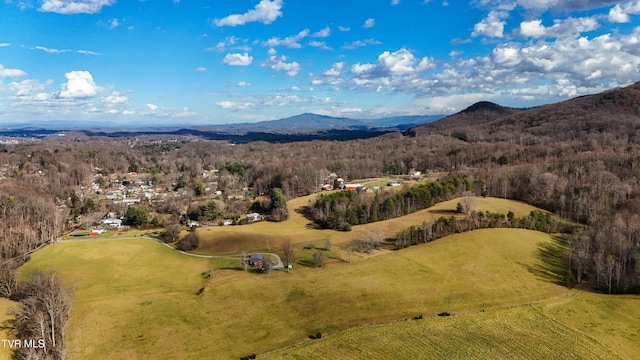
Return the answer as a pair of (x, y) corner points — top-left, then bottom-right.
(17, 228), (576, 359)
(262, 304), (621, 360)
(192, 195), (545, 258)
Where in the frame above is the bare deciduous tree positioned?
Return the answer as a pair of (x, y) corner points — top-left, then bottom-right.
(281, 240), (294, 272)
(9, 271), (73, 360)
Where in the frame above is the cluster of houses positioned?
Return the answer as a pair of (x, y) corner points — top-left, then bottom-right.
(90, 211), (125, 235)
(319, 169), (425, 193)
(320, 173), (344, 191)
(92, 171), (165, 204)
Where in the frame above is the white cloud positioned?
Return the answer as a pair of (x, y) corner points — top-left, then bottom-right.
(346, 49), (437, 93)
(33, 46), (100, 55)
(5, 79), (50, 97)
(351, 63), (376, 75)
(363, 18), (376, 28)
(194, 67), (208, 72)
(515, 0), (618, 11)
(309, 41), (331, 50)
(34, 46), (69, 54)
(421, 29), (640, 98)
(213, 0), (283, 27)
(351, 48), (433, 78)
(391, 0), (400, 5)
(519, 17), (599, 38)
(608, 1), (640, 23)
(310, 62), (347, 86)
(109, 18), (120, 29)
(212, 36), (250, 53)
(324, 62), (345, 76)
(103, 91), (128, 105)
(40, 0), (116, 14)
(472, 10), (509, 38)
(520, 20), (546, 37)
(222, 53), (253, 66)
(378, 49), (434, 74)
(215, 93), (337, 112)
(0, 64), (27, 79)
(236, 81), (251, 87)
(262, 55), (301, 76)
(146, 103), (158, 111)
(342, 38), (382, 49)
(56, 71), (99, 99)
(312, 26), (331, 38)
(264, 29), (309, 48)
(216, 100), (254, 110)
(77, 49), (101, 55)
(267, 47), (277, 55)
(0, 43), (10, 47)
(338, 26), (351, 32)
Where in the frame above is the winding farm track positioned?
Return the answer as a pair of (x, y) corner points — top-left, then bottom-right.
(58, 236), (285, 269)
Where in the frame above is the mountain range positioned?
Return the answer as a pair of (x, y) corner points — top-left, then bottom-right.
(0, 113), (445, 135)
(2, 81), (640, 144)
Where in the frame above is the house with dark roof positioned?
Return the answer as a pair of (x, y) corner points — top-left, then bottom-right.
(249, 254), (265, 268)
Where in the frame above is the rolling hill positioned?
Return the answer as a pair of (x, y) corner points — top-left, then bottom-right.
(406, 81), (640, 143)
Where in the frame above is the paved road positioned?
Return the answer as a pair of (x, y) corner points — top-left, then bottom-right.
(58, 236), (285, 270)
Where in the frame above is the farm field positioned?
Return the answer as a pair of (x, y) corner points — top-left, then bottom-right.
(17, 228), (572, 359)
(262, 302), (622, 360)
(192, 195), (544, 257)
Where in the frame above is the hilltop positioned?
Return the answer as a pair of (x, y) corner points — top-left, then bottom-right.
(406, 81), (640, 143)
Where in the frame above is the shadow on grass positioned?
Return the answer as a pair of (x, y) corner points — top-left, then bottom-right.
(295, 207), (324, 230)
(522, 235), (571, 287)
(428, 209), (458, 215)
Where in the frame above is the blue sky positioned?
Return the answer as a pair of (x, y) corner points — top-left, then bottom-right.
(1, 0), (639, 125)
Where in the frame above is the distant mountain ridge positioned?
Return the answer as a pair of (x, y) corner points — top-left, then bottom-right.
(1, 112), (444, 136)
(406, 81), (640, 143)
(192, 113), (371, 134)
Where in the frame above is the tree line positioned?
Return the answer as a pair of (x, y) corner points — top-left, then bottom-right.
(394, 209), (570, 250)
(304, 174), (472, 230)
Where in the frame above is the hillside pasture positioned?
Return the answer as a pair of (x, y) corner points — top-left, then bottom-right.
(193, 195), (549, 258)
(262, 305), (620, 360)
(18, 229), (568, 359)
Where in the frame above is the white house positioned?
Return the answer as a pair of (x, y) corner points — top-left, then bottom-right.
(246, 213), (264, 222)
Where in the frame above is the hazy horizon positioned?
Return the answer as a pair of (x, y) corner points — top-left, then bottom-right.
(1, 0), (639, 125)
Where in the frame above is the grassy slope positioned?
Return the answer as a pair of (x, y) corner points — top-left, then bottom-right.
(262, 305), (620, 360)
(192, 195), (542, 256)
(541, 291), (640, 360)
(19, 229), (568, 359)
(263, 290), (640, 360)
